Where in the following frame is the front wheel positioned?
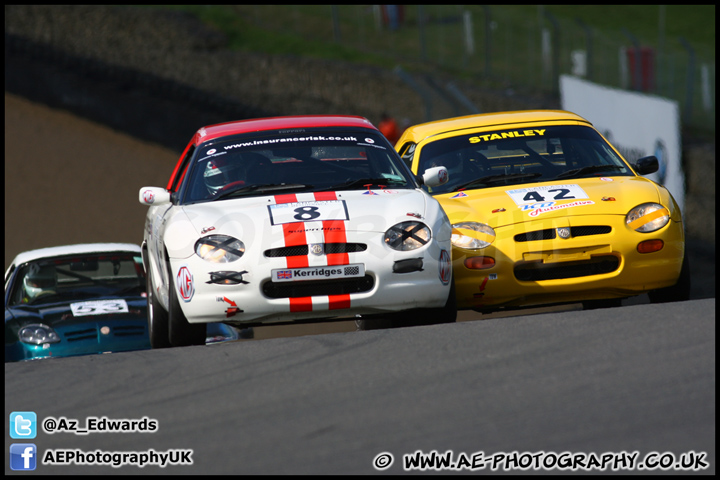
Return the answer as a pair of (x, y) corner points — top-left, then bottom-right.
(167, 262), (206, 347)
(147, 269), (171, 348)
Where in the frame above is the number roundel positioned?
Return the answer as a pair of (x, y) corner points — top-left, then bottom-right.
(293, 206), (321, 221)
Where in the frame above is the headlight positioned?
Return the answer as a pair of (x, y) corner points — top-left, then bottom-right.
(626, 203), (670, 233)
(451, 222), (495, 249)
(19, 324), (60, 345)
(384, 222), (431, 251)
(195, 235), (245, 263)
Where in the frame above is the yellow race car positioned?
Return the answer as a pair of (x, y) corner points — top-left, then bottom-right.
(396, 110), (690, 312)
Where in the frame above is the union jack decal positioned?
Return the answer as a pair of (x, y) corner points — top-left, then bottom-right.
(276, 270), (292, 280)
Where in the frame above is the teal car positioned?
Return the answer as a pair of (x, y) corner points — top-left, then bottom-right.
(5, 243), (245, 362)
(5, 244), (152, 362)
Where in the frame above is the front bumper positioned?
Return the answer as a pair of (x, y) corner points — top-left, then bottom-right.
(172, 237), (453, 325)
(453, 214), (684, 310)
(6, 318), (151, 362)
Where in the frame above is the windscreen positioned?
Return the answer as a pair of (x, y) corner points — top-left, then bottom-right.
(182, 130), (416, 203)
(8, 253), (145, 307)
(416, 125), (632, 195)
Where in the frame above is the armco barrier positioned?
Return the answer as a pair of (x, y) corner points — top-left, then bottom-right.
(5, 34), (274, 152)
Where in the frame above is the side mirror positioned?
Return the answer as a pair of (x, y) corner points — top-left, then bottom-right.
(420, 166), (449, 187)
(633, 155), (659, 175)
(139, 187), (171, 206)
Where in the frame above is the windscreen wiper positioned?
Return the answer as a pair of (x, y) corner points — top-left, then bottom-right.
(455, 172), (542, 191)
(553, 165), (626, 180)
(212, 183), (311, 200)
(318, 177), (405, 192)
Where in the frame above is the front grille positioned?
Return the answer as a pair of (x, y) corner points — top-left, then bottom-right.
(514, 256), (620, 281)
(64, 325), (146, 341)
(65, 328), (96, 342)
(515, 230), (556, 242)
(262, 275), (374, 298)
(112, 325), (146, 337)
(515, 226), (611, 242)
(265, 243), (367, 258)
(570, 226), (612, 237)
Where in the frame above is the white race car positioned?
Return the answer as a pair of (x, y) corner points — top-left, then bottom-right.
(139, 115), (455, 347)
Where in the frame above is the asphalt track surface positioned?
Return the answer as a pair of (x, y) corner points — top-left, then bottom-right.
(4, 94), (716, 474)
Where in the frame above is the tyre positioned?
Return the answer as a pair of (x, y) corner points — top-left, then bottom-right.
(146, 268), (171, 348)
(356, 279), (457, 330)
(167, 262), (206, 347)
(648, 251), (691, 303)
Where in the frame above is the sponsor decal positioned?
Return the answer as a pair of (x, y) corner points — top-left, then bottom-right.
(201, 226), (215, 234)
(142, 189), (155, 204)
(525, 200), (595, 217)
(438, 168), (448, 184)
(176, 265), (194, 302)
(285, 226), (341, 233)
(216, 296), (241, 317)
(272, 264), (365, 282)
(468, 129), (546, 143)
(223, 135), (358, 150)
(438, 249), (451, 285)
(600, 177), (613, 182)
(473, 276), (490, 298)
(450, 191), (468, 199)
(362, 190), (379, 195)
(198, 150), (227, 161)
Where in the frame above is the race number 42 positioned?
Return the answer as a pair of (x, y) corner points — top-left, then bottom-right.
(505, 184), (589, 206)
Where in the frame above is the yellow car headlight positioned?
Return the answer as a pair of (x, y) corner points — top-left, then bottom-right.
(626, 203), (670, 233)
(195, 235), (245, 263)
(451, 222), (495, 249)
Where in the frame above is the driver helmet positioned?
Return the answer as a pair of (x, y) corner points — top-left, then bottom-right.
(203, 159), (245, 195)
(23, 264), (57, 301)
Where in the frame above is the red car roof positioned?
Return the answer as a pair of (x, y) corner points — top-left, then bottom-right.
(166, 115), (379, 190)
(191, 115), (376, 145)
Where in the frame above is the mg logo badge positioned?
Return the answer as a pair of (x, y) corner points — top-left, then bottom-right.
(310, 244), (324, 256)
(557, 227), (571, 239)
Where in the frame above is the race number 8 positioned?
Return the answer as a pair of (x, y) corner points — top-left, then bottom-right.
(293, 206), (321, 221)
